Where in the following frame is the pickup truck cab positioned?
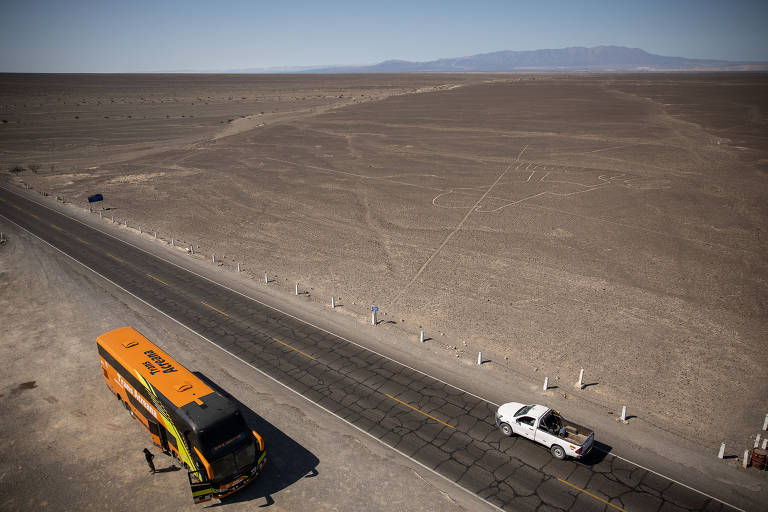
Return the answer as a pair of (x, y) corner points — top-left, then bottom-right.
(495, 402), (594, 460)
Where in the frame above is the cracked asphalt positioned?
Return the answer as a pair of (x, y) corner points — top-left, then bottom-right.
(0, 185), (740, 512)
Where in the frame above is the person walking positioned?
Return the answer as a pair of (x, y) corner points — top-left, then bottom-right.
(143, 448), (156, 473)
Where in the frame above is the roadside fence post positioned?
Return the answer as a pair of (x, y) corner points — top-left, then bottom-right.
(420, 330), (424, 343)
(543, 377), (548, 391)
(212, 254), (215, 263)
(331, 296), (335, 308)
(295, 283), (299, 295)
(576, 368), (585, 389)
(477, 352), (482, 365)
(620, 406), (627, 422)
(718, 442), (726, 459)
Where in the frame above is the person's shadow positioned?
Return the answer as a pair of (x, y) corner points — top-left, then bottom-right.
(193, 372), (320, 508)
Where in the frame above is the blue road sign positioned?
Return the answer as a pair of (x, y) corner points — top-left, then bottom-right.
(87, 193), (104, 203)
(371, 305), (379, 311)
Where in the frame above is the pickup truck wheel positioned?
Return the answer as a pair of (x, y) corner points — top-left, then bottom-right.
(550, 444), (566, 460)
(499, 422), (513, 437)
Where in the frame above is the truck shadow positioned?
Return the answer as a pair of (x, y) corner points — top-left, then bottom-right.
(193, 372), (319, 508)
(579, 440), (612, 465)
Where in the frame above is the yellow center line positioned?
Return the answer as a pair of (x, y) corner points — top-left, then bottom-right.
(106, 252), (124, 263)
(146, 274), (168, 286)
(11, 204), (21, 210)
(385, 394), (456, 429)
(272, 338), (316, 361)
(50, 224), (63, 231)
(201, 301), (229, 317)
(557, 478), (628, 512)
(75, 236), (90, 245)
(29, 213), (39, 220)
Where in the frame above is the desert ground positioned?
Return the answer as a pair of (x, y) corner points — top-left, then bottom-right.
(1, 72), (767, 455)
(0, 220), (488, 512)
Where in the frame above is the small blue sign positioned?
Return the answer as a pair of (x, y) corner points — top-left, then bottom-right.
(371, 305), (379, 311)
(87, 193), (104, 203)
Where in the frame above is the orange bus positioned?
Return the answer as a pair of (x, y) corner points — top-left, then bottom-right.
(97, 326), (266, 504)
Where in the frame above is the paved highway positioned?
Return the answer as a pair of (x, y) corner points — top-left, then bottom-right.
(0, 185), (741, 512)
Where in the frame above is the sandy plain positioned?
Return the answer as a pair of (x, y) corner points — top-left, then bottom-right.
(1, 72), (767, 455)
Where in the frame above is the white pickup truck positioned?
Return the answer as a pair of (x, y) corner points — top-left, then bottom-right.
(495, 402), (594, 460)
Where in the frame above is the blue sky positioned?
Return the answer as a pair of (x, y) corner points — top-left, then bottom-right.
(1, 0), (766, 72)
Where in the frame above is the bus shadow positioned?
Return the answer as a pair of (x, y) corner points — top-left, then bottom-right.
(193, 372), (320, 508)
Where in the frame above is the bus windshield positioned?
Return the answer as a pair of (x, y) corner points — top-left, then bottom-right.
(210, 439), (256, 478)
(199, 414), (249, 457)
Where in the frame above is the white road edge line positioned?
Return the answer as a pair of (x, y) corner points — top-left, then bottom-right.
(599, 450), (746, 512)
(1, 188), (748, 512)
(0, 213), (505, 512)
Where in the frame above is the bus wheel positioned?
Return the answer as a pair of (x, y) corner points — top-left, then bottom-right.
(551, 445), (566, 460)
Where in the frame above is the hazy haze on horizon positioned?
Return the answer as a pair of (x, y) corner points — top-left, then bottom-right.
(1, 0), (766, 72)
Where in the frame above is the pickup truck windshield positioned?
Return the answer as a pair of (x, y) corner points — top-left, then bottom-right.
(514, 405), (535, 417)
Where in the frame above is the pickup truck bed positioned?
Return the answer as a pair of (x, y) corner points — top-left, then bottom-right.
(559, 421), (591, 446)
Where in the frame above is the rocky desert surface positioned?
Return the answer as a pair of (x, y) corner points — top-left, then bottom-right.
(2, 72), (767, 455)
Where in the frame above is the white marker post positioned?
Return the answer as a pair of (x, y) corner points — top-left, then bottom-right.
(621, 406), (627, 423)
(154, 231), (157, 239)
(212, 254), (215, 263)
(138, 225), (141, 234)
(477, 352), (482, 365)
(743, 450), (750, 469)
(190, 245), (194, 254)
(295, 283), (299, 295)
(576, 368), (585, 389)
(265, 272), (269, 284)
(543, 377), (549, 391)
(171, 238), (175, 247)
(371, 309), (376, 326)
(237, 263), (240, 272)
(763, 414), (768, 431)
(420, 330), (424, 343)
(718, 442), (726, 459)
(99, 211), (103, 219)
(111, 215), (114, 223)
(331, 297), (335, 308)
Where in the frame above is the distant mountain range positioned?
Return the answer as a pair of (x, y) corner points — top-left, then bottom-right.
(292, 46), (767, 73)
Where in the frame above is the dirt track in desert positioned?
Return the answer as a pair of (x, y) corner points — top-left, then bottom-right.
(2, 73), (767, 451)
